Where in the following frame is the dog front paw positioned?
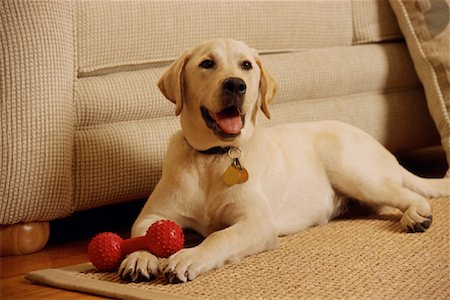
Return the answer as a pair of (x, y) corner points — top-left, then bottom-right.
(161, 248), (214, 283)
(400, 204), (433, 233)
(118, 250), (159, 282)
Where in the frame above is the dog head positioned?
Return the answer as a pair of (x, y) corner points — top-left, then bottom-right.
(158, 39), (277, 150)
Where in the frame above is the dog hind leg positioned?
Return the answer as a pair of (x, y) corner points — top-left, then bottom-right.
(345, 180), (433, 233)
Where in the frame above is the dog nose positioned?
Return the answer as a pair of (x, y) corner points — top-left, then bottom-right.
(223, 77), (246, 96)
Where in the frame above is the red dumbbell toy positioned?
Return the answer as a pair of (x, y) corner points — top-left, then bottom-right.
(88, 219), (184, 271)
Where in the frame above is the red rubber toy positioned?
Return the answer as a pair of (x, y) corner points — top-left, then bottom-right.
(88, 220), (184, 271)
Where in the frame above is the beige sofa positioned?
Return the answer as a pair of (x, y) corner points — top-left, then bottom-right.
(1, 0), (448, 255)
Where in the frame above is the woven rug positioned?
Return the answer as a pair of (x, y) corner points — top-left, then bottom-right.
(26, 197), (449, 300)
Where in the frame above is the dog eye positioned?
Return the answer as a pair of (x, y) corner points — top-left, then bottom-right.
(241, 61), (253, 70)
(199, 59), (215, 69)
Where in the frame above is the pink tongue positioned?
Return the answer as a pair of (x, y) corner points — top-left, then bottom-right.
(215, 110), (243, 134)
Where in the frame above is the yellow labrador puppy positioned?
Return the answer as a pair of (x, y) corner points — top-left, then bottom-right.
(119, 39), (449, 283)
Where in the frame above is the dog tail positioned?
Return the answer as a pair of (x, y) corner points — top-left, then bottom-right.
(401, 167), (450, 198)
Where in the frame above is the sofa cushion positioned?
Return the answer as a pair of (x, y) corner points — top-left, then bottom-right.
(76, 0), (353, 76)
(75, 43), (420, 127)
(352, 0), (402, 44)
(74, 117), (179, 210)
(75, 68), (173, 127)
(261, 89), (439, 152)
(263, 43), (420, 104)
(389, 0), (450, 175)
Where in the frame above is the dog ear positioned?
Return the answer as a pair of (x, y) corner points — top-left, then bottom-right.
(158, 51), (191, 116)
(254, 52), (277, 119)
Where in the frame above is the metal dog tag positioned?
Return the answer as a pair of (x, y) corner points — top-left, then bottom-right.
(223, 148), (249, 186)
(223, 164), (242, 186)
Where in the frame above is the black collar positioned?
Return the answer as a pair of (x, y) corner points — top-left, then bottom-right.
(198, 146), (231, 155)
(184, 138), (231, 155)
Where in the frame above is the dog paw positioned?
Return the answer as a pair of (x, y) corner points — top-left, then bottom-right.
(400, 203), (433, 233)
(161, 248), (213, 283)
(118, 250), (159, 282)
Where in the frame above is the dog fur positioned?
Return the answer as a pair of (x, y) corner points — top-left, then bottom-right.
(119, 39), (450, 283)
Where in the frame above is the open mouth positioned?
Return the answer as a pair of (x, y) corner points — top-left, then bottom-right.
(201, 106), (246, 139)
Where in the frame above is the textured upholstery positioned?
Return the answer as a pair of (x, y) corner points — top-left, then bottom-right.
(76, 0), (352, 76)
(352, 0), (402, 43)
(76, 43), (420, 127)
(0, 0), (442, 225)
(1, 1), (75, 223)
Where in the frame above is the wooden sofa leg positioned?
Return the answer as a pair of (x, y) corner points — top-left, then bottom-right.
(0, 221), (50, 256)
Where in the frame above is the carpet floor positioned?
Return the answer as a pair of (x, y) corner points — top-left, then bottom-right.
(26, 197), (449, 300)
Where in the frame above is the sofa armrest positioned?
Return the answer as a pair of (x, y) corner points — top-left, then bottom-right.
(1, 1), (75, 224)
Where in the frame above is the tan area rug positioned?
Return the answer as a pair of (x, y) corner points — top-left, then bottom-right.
(26, 197), (449, 300)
